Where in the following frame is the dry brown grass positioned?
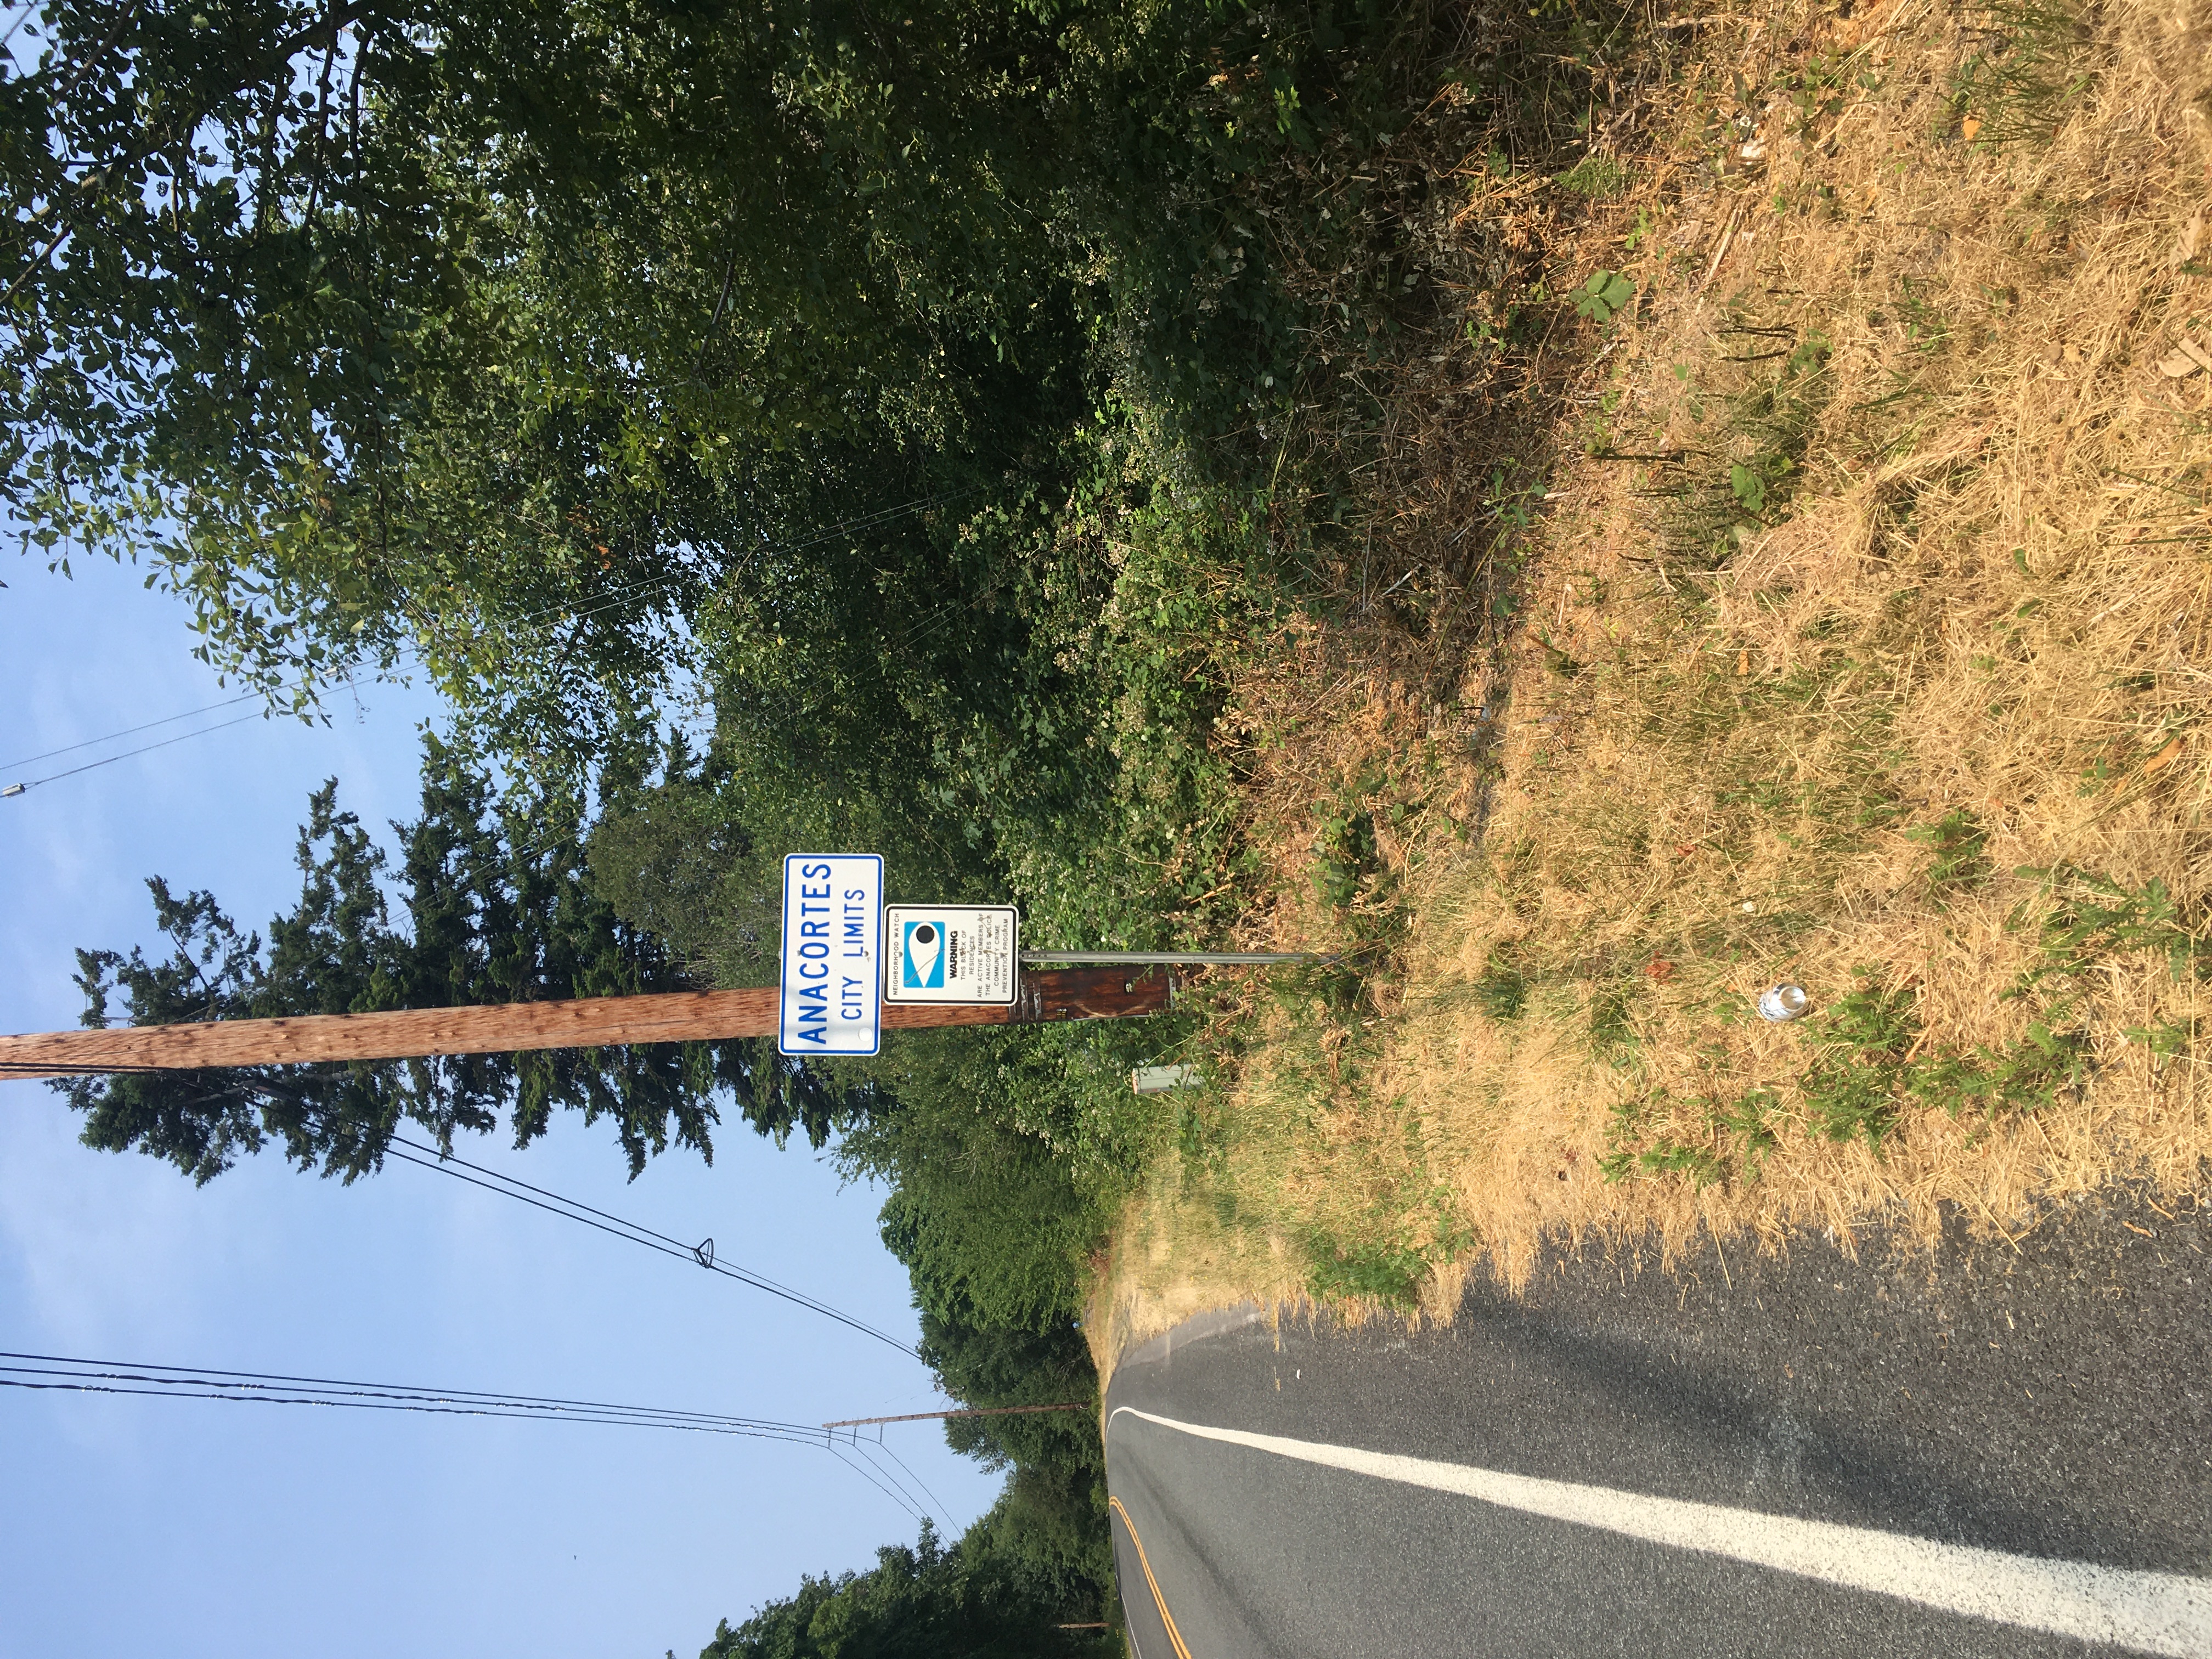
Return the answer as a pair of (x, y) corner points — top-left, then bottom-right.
(1093, 0), (2212, 1359)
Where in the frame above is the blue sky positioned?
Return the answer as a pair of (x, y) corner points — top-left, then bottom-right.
(0, 553), (1001, 1659)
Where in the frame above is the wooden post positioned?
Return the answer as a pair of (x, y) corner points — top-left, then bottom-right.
(820, 1403), (1090, 1429)
(0, 966), (1173, 1081)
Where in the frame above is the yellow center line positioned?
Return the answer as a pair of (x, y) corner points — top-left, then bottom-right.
(1109, 1494), (1194, 1659)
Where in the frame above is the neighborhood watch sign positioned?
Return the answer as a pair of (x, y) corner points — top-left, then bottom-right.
(777, 855), (1018, 1057)
(885, 905), (1019, 1005)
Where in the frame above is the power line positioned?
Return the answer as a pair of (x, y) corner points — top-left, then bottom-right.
(374, 1131), (921, 1360)
(0, 1350), (965, 1524)
(11, 1055), (916, 1355)
(840, 1433), (938, 1531)
(1, 710), (262, 796)
(0, 1350), (825, 1440)
(0, 1374), (823, 1443)
(0, 691), (262, 771)
(870, 1434), (955, 1525)
(825, 1440), (926, 1523)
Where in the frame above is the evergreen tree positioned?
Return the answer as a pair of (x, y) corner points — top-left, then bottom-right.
(699, 1518), (1113, 1659)
(59, 736), (870, 1182)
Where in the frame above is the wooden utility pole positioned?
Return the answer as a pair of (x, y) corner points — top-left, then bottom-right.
(821, 1403), (1090, 1429)
(0, 966), (1172, 1081)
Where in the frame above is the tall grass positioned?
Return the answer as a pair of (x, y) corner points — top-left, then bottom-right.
(1093, 0), (2212, 1356)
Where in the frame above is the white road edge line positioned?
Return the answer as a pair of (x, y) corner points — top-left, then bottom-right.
(1109, 1406), (2212, 1658)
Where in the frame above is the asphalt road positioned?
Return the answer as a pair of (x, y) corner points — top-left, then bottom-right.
(1104, 1186), (2212, 1657)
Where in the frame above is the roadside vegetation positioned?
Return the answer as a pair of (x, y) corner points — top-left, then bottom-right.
(21, 0), (2212, 1645)
(19, 0), (1557, 1644)
(1097, 0), (2212, 1355)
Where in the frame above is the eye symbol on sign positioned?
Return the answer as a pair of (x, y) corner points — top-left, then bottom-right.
(903, 922), (945, 989)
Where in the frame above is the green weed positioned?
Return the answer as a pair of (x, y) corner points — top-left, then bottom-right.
(1575, 270), (1637, 324)
(1728, 455), (1792, 517)
(1596, 1091), (1660, 1180)
(1655, 323), (1830, 562)
(1304, 1201), (1468, 1306)
(1894, 278), (1951, 354)
(1795, 965), (2096, 1149)
(2013, 867), (2206, 990)
(1473, 947), (1532, 1020)
(1712, 1087), (1781, 1167)
(1593, 1097), (1778, 1186)
(1910, 1017), (2094, 1116)
(1704, 871), (2209, 1165)
(1799, 974), (1921, 1144)
(1906, 808), (1991, 891)
(1598, 1083), (1776, 1186)
(1781, 55), (1850, 138)
(1598, 1139), (1727, 1186)
(1559, 154), (1634, 199)
(1311, 778), (1417, 965)
(1313, 804), (1381, 910)
(2123, 1019), (2193, 1059)
(1176, 1094), (1231, 1176)
(1590, 981), (1639, 1060)
(1306, 1235), (1431, 1302)
(1950, 0), (2098, 146)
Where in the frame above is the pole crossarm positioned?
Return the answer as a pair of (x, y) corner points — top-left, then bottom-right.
(0, 967), (1173, 1082)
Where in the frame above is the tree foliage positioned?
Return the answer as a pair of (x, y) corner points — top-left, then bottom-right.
(701, 1514), (1113, 1659)
(8, 0), (1084, 772)
(7, 0), (1457, 786)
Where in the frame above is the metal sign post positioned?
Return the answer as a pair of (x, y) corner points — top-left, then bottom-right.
(1018, 951), (1327, 967)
